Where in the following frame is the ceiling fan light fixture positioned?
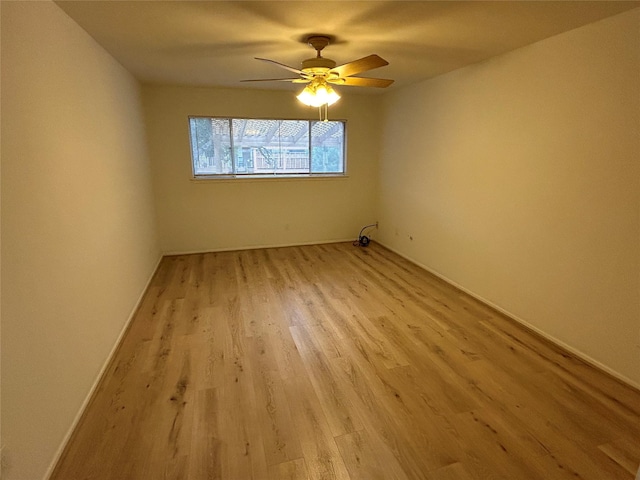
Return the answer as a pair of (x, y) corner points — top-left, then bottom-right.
(296, 80), (340, 107)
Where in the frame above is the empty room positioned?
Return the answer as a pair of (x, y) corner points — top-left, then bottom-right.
(2, 1), (639, 479)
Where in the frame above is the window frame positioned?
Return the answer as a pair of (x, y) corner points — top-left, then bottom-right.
(188, 116), (348, 180)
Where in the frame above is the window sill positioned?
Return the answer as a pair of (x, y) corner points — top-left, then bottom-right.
(190, 173), (349, 183)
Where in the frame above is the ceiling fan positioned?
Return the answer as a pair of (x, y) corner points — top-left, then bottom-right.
(242, 35), (393, 118)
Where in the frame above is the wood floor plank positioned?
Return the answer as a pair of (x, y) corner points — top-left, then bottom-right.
(281, 365), (351, 480)
(50, 242), (640, 480)
(268, 458), (310, 480)
(290, 325), (363, 437)
(247, 335), (304, 466)
(429, 462), (476, 480)
(187, 387), (223, 479)
(598, 439), (640, 475)
(334, 430), (387, 480)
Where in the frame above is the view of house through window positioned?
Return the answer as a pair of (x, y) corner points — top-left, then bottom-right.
(189, 117), (346, 177)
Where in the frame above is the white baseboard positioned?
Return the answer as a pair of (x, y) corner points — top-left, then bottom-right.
(376, 241), (640, 392)
(44, 253), (164, 480)
(163, 237), (356, 256)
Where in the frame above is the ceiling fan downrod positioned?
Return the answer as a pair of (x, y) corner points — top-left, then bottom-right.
(306, 35), (331, 57)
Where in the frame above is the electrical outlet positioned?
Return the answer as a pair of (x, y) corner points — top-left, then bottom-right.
(375, 221), (379, 228)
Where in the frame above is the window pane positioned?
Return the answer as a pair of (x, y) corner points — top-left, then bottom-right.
(232, 119), (275, 174)
(190, 118), (232, 175)
(277, 120), (309, 174)
(311, 121), (344, 173)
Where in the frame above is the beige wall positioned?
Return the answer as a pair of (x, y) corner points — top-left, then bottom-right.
(143, 85), (379, 254)
(378, 9), (640, 386)
(0, 0), (3, 473)
(1, 3), (160, 479)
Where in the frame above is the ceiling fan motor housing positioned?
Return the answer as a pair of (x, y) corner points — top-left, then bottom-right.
(301, 57), (336, 74)
(302, 36), (336, 75)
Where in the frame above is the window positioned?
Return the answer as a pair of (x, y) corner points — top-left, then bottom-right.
(188, 117), (346, 178)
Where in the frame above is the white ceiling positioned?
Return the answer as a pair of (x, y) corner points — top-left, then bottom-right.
(55, 1), (639, 94)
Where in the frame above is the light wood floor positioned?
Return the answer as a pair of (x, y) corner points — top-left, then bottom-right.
(51, 242), (640, 480)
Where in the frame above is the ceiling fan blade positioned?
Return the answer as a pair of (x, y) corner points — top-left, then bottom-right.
(339, 77), (394, 88)
(330, 54), (389, 78)
(255, 57), (304, 75)
(240, 78), (300, 83)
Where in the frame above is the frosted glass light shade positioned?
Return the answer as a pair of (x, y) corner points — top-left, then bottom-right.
(297, 81), (340, 107)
